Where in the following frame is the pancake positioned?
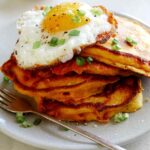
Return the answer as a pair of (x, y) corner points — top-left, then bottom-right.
(13, 75), (119, 104)
(35, 76), (143, 122)
(81, 16), (150, 77)
(51, 57), (132, 76)
(2, 55), (120, 103)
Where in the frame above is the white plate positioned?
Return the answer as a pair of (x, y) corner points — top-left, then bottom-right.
(0, 6), (150, 150)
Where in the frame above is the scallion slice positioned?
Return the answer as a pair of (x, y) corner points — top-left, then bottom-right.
(77, 10), (85, 16)
(125, 37), (137, 46)
(72, 15), (81, 23)
(16, 112), (26, 124)
(49, 37), (58, 47)
(69, 30), (80, 36)
(42, 6), (52, 16)
(91, 8), (103, 17)
(112, 44), (121, 50)
(3, 76), (9, 82)
(76, 57), (85, 66)
(113, 113), (129, 123)
(33, 41), (41, 49)
(57, 39), (66, 45)
(33, 118), (42, 126)
(49, 37), (66, 46)
(87, 56), (93, 64)
(63, 127), (69, 131)
(21, 121), (32, 128)
(112, 38), (119, 45)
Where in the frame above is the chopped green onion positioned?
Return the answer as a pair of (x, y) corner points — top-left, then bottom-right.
(60, 126), (69, 131)
(16, 113), (31, 128)
(125, 37), (137, 46)
(33, 118), (42, 126)
(57, 39), (66, 45)
(49, 37), (58, 47)
(112, 44), (121, 50)
(16, 112), (26, 124)
(49, 37), (65, 46)
(20, 121), (32, 128)
(112, 39), (119, 45)
(76, 57), (85, 66)
(33, 41), (41, 49)
(91, 8), (103, 17)
(113, 113), (129, 123)
(69, 30), (80, 36)
(111, 38), (121, 50)
(72, 15), (81, 23)
(42, 6), (52, 16)
(77, 10), (85, 16)
(3, 76), (9, 82)
(87, 56), (93, 64)
(63, 127), (69, 131)
(16, 113), (43, 128)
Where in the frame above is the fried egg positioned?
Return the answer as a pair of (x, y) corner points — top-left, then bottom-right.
(15, 2), (113, 68)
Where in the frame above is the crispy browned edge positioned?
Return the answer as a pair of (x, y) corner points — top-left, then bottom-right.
(81, 44), (150, 77)
(39, 76), (142, 107)
(35, 76), (142, 122)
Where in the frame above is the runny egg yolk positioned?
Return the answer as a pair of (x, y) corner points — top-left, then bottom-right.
(42, 3), (90, 34)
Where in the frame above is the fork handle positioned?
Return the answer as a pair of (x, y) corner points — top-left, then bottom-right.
(34, 112), (126, 150)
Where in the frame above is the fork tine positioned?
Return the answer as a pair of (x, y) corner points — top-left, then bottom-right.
(0, 103), (8, 110)
(0, 90), (13, 102)
(0, 100), (9, 110)
(0, 97), (9, 106)
(1, 88), (17, 100)
(0, 88), (15, 102)
(0, 94), (11, 105)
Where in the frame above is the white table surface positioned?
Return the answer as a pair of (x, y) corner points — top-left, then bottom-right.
(0, 0), (150, 149)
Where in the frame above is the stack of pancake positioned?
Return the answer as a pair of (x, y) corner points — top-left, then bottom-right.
(2, 5), (150, 123)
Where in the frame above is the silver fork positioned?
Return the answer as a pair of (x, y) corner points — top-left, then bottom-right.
(0, 87), (126, 150)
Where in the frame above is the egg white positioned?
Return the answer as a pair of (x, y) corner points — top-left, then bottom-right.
(15, 2), (112, 68)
